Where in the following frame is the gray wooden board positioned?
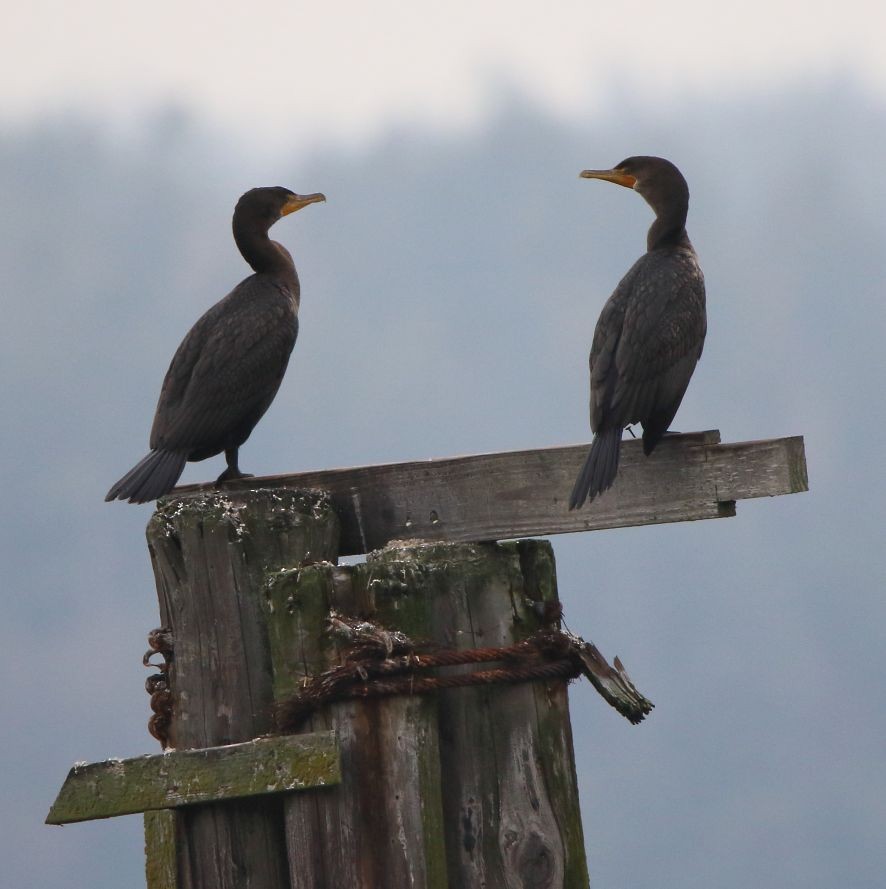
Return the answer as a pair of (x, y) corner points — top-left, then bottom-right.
(46, 733), (339, 824)
(170, 431), (808, 555)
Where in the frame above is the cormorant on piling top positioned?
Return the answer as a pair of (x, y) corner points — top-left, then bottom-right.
(106, 186), (326, 504)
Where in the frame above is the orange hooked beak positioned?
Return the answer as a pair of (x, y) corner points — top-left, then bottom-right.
(281, 192), (327, 215)
(579, 168), (637, 189)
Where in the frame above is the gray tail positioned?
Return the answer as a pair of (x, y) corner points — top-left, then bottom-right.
(568, 427), (622, 510)
(105, 449), (188, 504)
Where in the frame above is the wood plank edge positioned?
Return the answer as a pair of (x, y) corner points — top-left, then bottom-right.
(46, 732), (339, 825)
(710, 435), (809, 501)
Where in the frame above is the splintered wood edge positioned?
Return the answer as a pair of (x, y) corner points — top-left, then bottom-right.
(167, 431), (807, 555)
(46, 732), (339, 825)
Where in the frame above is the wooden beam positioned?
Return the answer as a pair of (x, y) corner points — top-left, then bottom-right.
(170, 431), (808, 556)
(46, 732), (339, 825)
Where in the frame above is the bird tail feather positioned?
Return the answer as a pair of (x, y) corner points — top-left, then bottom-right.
(568, 427), (622, 510)
(105, 450), (188, 504)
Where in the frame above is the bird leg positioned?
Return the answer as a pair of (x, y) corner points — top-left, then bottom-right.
(216, 448), (254, 484)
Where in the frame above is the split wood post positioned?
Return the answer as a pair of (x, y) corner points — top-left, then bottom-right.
(266, 553), (448, 889)
(265, 538), (588, 889)
(423, 540), (586, 887)
(146, 488), (341, 889)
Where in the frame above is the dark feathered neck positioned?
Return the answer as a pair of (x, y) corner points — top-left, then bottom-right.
(645, 191), (690, 252)
(233, 215), (295, 275)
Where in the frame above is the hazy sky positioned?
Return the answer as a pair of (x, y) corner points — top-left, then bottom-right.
(6, 0), (886, 146)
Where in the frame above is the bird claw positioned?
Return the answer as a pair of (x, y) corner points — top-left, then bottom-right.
(216, 468), (254, 484)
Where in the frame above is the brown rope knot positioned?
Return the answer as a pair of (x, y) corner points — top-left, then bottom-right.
(143, 627), (174, 748)
(275, 614), (652, 733)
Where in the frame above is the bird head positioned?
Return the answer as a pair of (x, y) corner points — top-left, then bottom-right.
(579, 156), (689, 225)
(235, 186), (326, 230)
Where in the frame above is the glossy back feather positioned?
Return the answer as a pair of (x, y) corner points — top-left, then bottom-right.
(150, 278), (299, 455)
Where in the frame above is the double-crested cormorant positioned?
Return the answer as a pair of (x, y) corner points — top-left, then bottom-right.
(106, 186), (325, 504)
(569, 157), (706, 509)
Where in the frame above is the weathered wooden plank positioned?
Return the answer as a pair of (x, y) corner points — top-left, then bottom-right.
(170, 431), (808, 555)
(46, 733), (340, 824)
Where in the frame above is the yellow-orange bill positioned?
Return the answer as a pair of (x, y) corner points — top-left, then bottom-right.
(282, 192), (327, 215)
(579, 169), (637, 188)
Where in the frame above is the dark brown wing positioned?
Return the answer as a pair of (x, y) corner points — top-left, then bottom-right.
(150, 274), (299, 456)
(589, 247), (706, 434)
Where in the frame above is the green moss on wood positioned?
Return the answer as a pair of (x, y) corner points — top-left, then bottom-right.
(265, 564), (338, 700)
(260, 537), (587, 887)
(144, 810), (177, 889)
(46, 733), (340, 824)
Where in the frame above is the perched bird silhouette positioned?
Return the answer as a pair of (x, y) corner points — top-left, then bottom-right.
(106, 186), (325, 504)
(569, 156), (706, 509)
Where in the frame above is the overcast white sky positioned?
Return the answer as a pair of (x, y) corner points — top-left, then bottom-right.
(5, 0), (886, 146)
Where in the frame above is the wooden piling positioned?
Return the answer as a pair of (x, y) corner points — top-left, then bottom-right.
(265, 558), (448, 889)
(267, 538), (588, 888)
(146, 481), (588, 887)
(146, 488), (341, 889)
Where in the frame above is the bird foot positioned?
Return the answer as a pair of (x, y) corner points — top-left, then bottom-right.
(215, 467), (254, 485)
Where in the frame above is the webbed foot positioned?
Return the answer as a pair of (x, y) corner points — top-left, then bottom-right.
(216, 447), (253, 485)
(216, 467), (254, 484)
